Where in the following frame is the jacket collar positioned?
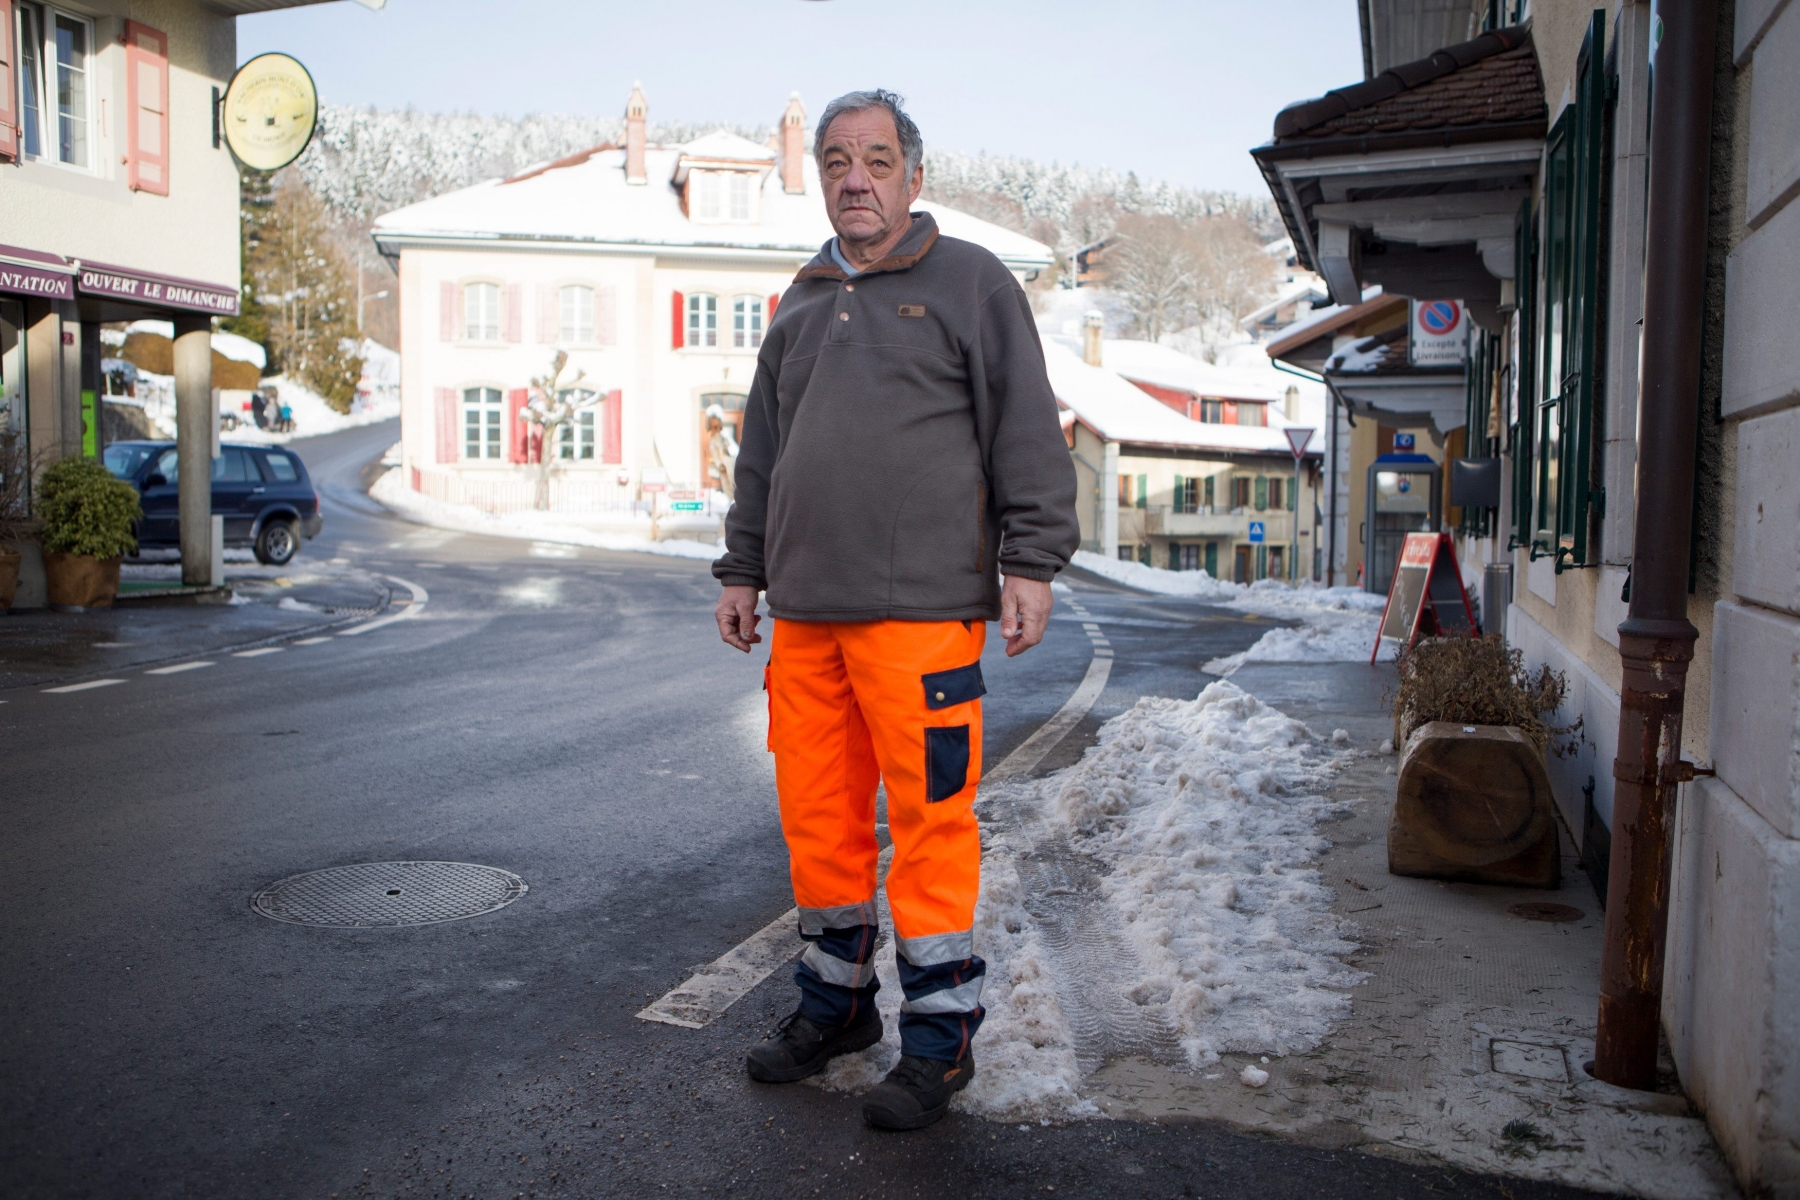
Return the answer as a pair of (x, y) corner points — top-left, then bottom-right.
(794, 212), (939, 282)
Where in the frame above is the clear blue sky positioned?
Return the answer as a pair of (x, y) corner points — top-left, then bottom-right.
(240, 0), (1362, 196)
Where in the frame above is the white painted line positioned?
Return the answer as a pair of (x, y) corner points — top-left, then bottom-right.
(639, 846), (895, 1030)
(337, 576), (430, 637)
(44, 679), (126, 694)
(233, 647), (283, 658)
(984, 653), (1113, 782)
(293, 637), (333, 646)
(145, 661), (215, 675)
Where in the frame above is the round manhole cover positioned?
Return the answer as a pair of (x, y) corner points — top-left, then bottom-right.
(1507, 902), (1586, 923)
(253, 861), (528, 928)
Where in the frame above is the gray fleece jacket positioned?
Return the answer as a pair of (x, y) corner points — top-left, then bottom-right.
(712, 213), (1079, 622)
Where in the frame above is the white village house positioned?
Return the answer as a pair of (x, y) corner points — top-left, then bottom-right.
(371, 88), (1053, 527)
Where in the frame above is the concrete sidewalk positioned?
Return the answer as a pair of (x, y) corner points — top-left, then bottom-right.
(1085, 662), (1738, 1199)
(0, 553), (398, 692)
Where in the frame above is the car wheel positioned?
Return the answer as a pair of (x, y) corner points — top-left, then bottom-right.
(255, 520), (298, 566)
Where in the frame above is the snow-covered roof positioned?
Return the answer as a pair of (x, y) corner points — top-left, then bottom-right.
(1102, 339), (1306, 406)
(1045, 341), (1304, 456)
(371, 141), (1054, 272)
(1237, 278), (1330, 328)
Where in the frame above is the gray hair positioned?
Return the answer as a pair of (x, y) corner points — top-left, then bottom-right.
(814, 89), (923, 176)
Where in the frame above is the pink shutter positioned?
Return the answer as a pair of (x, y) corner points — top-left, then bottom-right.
(124, 22), (170, 195)
(602, 389), (623, 464)
(767, 293), (780, 320)
(537, 284), (557, 343)
(596, 285), (617, 346)
(0, 0), (17, 163)
(434, 388), (458, 463)
(503, 284), (522, 343)
(506, 388), (529, 463)
(439, 282), (457, 341)
(670, 291), (685, 349)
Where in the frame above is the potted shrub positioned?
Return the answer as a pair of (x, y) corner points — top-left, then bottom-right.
(37, 457), (142, 611)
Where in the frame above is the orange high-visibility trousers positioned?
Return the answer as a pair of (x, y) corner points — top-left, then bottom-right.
(766, 618), (987, 1060)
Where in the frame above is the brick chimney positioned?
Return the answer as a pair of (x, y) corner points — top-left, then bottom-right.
(1083, 310), (1104, 367)
(780, 93), (807, 195)
(625, 82), (648, 185)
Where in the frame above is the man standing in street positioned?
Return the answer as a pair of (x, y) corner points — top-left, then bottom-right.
(712, 89), (1078, 1131)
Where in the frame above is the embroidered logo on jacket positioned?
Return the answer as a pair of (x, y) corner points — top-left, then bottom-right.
(897, 304), (927, 318)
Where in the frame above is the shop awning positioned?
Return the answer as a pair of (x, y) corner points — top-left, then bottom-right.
(76, 261), (238, 316)
(0, 244), (77, 301)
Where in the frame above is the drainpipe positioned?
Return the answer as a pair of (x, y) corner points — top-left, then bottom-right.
(1594, 0), (1718, 1091)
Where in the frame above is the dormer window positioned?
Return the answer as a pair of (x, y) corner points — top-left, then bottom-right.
(687, 169), (758, 224)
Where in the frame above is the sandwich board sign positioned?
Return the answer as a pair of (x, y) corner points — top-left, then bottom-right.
(1370, 532), (1478, 663)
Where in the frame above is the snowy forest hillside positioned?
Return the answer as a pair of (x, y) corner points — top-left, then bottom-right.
(294, 105), (1277, 256)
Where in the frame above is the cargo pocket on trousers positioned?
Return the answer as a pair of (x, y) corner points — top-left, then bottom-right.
(925, 725), (971, 803)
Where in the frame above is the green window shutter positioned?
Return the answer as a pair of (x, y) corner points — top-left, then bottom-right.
(1136, 474), (1147, 509)
(1254, 477), (1268, 511)
(1511, 196), (1537, 546)
(1205, 542), (1217, 576)
(1169, 543), (1181, 571)
(1203, 475), (1215, 508)
(1139, 544), (1150, 566)
(1172, 474), (1184, 513)
(1256, 545), (1267, 578)
(1286, 478), (1297, 511)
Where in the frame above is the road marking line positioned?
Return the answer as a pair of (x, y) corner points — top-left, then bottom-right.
(234, 647), (283, 658)
(337, 576), (430, 637)
(638, 846), (895, 1030)
(293, 637), (333, 646)
(145, 661), (215, 675)
(44, 679), (126, 694)
(984, 653), (1113, 783)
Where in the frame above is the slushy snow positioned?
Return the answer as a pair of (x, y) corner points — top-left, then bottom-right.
(809, 679), (1362, 1122)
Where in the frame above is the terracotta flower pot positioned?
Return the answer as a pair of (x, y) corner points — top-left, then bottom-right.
(43, 551), (123, 611)
(0, 547), (20, 612)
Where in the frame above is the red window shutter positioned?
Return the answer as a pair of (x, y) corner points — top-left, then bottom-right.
(603, 389), (623, 464)
(434, 387), (458, 463)
(671, 291), (685, 350)
(124, 22), (170, 195)
(767, 293), (779, 320)
(596, 285), (617, 346)
(507, 388), (530, 463)
(503, 284), (523, 343)
(532, 287), (554, 347)
(439, 283), (456, 341)
(0, 0), (18, 163)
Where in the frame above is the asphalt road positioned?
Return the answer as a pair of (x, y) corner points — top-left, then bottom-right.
(0, 421), (1602, 1200)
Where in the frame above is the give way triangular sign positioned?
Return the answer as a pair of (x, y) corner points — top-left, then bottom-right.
(1284, 427), (1315, 460)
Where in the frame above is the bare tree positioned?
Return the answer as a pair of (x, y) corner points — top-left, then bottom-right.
(247, 174), (364, 413)
(517, 351), (601, 510)
(1106, 213), (1278, 344)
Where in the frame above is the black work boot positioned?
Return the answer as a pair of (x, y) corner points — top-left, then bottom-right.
(861, 1052), (975, 1130)
(745, 1009), (883, 1084)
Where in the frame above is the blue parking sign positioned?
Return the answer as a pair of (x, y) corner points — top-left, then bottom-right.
(1248, 521), (1265, 544)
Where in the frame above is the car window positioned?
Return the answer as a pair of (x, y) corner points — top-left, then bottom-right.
(212, 449), (251, 483)
(103, 445), (153, 480)
(262, 452), (300, 483)
(153, 448), (179, 484)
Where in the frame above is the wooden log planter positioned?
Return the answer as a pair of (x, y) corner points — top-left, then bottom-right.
(1388, 721), (1560, 888)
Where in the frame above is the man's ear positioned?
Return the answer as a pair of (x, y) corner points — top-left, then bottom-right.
(907, 165), (924, 205)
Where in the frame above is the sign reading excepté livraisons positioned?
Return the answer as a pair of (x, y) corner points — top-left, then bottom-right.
(1408, 299), (1469, 367)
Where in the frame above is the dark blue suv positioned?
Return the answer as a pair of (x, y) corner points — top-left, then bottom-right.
(103, 441), (323, 566)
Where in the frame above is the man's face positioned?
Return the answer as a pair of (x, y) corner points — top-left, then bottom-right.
(818, 107), (924, 250)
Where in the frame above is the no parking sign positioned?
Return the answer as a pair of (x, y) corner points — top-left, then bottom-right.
(1409, 300), (1468, 366)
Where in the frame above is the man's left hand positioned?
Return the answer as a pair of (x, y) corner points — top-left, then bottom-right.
(999, 575), (1054, 657)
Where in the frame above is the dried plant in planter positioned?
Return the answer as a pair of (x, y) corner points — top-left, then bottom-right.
(1391, 635), (1581, 754)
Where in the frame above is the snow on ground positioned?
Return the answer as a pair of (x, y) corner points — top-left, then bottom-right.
(810, 680), (1362, 1122)
(1070, 549), (1394, 672)
(370, 467), (723, 561)
(227, 367), (400, 446)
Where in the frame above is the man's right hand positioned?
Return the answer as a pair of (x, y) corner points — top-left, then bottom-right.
(715, 585), (763, 652)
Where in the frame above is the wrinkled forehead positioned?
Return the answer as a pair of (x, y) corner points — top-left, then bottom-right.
(820, 108), (901, 157)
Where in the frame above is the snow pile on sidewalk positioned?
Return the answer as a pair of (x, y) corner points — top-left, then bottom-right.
(1071, 549), (1393, 671)
(811, 680), (1361, 1122)
(370, 467), (723, 561)
(228, 364), (400, 445)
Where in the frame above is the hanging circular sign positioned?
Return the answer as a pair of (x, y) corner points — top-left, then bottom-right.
(222, 53), (318, 171)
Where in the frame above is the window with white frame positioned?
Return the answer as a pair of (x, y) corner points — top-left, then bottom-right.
(686, 293), (718, 348)
(559, 285), (595, 344)
(14, 4), (93, 168)
(687, 169), (757, 224)
(732, 296), (765, 350)
(463, 282), (500, 341)
(462, 387), (503, 460)
(556, 390), (598, 460)
(729, 173), (752, 221)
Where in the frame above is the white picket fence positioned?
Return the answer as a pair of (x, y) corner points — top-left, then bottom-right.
(412, 465), (727, 519)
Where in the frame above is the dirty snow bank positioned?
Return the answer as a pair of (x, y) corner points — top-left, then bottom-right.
(812, 680), (1360, 1122)
(1070, 549), (1393, 671)
(370, 467), (723, 561)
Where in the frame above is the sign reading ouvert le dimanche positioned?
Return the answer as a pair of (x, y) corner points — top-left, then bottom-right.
(76, 262), (239, 316)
